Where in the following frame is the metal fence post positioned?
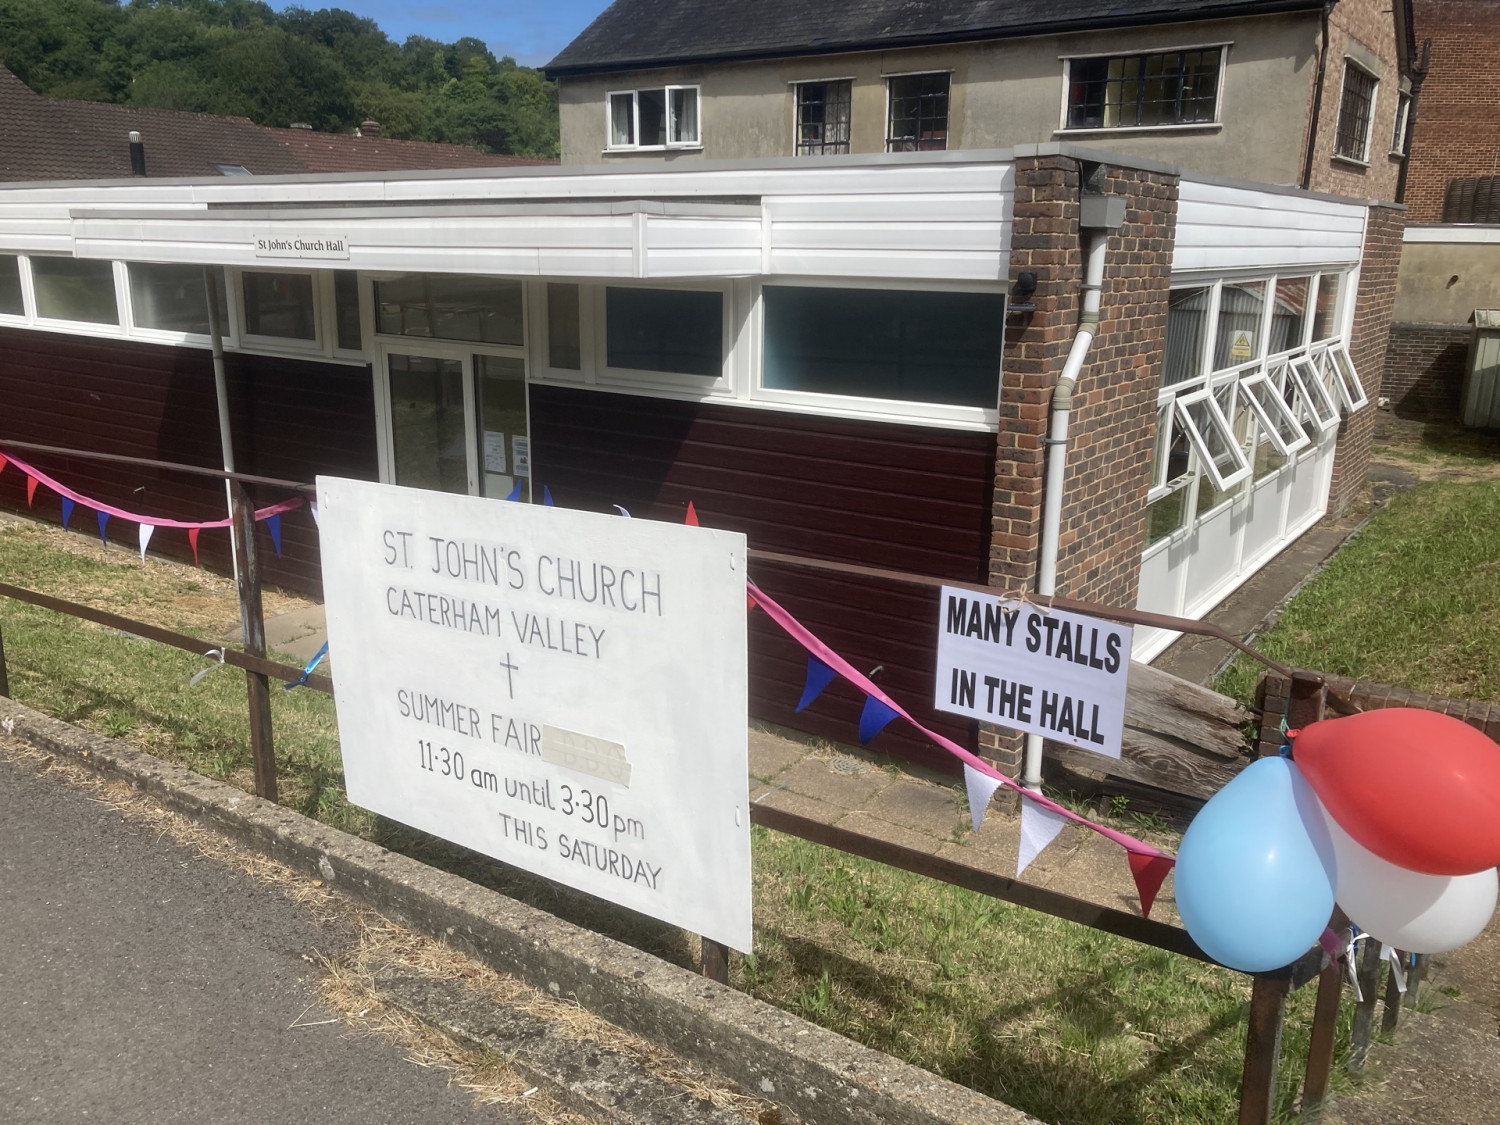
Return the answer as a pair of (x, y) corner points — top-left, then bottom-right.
(231, 482), (277, 803)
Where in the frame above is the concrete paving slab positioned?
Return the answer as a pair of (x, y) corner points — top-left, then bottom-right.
(747, 726), (807, 781)
(774, 756), (892, 808)
(863, 778), (967, 840)
(751, 784), (849, 825)
(838, 810), (949, 855)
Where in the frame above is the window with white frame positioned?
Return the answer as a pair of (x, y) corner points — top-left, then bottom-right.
(762, 284), (1004, 409)
(1391, 92), (1411, 155)
(1310, 272), (1343, 341)
(886, 73), (949, 151)
(1175, 387), (1250, 492)
(1334, 61), (1378, 163)
(607, 86), (700, 149)
(373, 272), (523, 346)
(0, 254), (22, 316)
(1065, 48), (1222, 130)
(31, 257), (119, 325)
(241, 270), (317, 341)
(1324, 343), (1369, 413)
(128, 263), (228, 336)
(604, 286), (722, 377)
(795, 81), (852, 155)
(1289, 353), (1340, 435)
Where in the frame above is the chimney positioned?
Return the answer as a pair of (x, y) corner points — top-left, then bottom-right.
(128, 130), (146, 176)
(360, 118), (381, 138)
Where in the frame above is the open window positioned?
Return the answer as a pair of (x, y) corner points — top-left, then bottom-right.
(1289, 354), (1340, 435)
(1323, 343), (1369, 413)
(607, 86), (700, 149)
(1238, 371), (1311, 456)
(1174, 387), (1250, 492)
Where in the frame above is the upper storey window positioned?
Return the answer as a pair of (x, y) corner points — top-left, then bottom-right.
(1334, 61), (1378, 163)
(607, 86), (700, 149)
(796, 81), (852, 155)
(1066, 48), (1222, 130)
(886, 72), (949, 151)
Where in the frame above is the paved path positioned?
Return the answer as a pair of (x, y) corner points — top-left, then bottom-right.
(0, 752), (522, 1125)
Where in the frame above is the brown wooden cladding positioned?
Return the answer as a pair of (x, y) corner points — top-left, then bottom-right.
(529, 385), (996, 769)
(0, 326), (375, 593)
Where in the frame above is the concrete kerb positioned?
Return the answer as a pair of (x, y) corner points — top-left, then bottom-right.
(0, 698), (1038, 1125)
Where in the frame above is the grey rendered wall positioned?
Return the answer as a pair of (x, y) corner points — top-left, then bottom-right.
(1393, 239), (1500, 326)
(558, 13), (1320, 183)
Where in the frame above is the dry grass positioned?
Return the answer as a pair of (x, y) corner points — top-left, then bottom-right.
(0, 733), (767, 1124)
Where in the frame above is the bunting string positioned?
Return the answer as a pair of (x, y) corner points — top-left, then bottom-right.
(0, 449), (303, 529)
(745, 580), (1176, 916)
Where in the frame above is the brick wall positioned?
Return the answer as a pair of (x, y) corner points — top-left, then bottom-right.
(1403, 0), (1500, 222)
(1330, 202), (1406, 513)
(980, 157), (1178, 775)
(1257, 671), (1500, 755)
(1383, 323), (1469, 417)
(1304, 0), (1405, 203)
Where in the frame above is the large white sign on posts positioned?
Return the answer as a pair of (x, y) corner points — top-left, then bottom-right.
(317, 477), (752, 951)
(933, 586), (1131, 758)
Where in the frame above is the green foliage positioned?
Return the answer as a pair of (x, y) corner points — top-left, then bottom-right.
(0, 0), (559, 157)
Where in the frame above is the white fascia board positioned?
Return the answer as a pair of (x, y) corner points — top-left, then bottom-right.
(1403, 225), (1500, 244)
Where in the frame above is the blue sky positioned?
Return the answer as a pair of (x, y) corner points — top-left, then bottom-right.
(268, 1), (607, 67)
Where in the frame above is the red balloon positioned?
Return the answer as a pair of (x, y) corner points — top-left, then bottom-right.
(1294, 708), (1500, 875)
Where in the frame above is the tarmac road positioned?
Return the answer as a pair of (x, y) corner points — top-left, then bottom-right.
(0, 751), (523, 1125)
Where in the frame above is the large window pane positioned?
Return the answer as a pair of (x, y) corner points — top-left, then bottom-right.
(606, 287), (722, 377)
(1268, 276), (1310, 354)
(388, 353), (467, 494)
(547, 283), (581, 370)
(1212, 281), (1265, 370)
(129, 263), (227, 335)
(763, 285), (1004, 408)
(1163, 287), (1210, 385)
(242, 271), (316, 340)
(797, 81), (852, 155)
(638, 89), (666, 147)
(32, 257), (118, 325)
(476, 354), (530, 502)
(0, 255), (22, 315)
(610, 93), (635, 146)
(887, 73), (949, 151)
(1311, 273), (1344, 341)
(374, 273), (523, 346)
(1069, 49), (1221, 129)
(1146, 488), (1189, 546)
(668, 87), (699, 145)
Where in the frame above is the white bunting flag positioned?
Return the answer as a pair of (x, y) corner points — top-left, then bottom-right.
(1018, 797), (1067, 877)
(138, 522), (155, 562)
(309, 502), (320, 527)
(963, 763), (1004, 834)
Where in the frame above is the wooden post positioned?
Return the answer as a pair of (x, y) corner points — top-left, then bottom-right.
(0, 622), (9, 698)
(232, 482), (277, 803)
(1348, 938), (1383, 1072)
(1380, 950), (1407, 1034)
(1239, 972), (1290, 1125)
(1405, 953), (1429, 1009)
(1300, 960), (1344, 1112)
(701, 937), (729, 985)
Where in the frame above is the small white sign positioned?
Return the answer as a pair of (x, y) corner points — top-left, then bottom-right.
(317, 477), (751, 950)
(483, 431), (507, 474)
(512, 435), (531, 477)
(933, 586), (1131, 758)
(253, 231), (350, 260)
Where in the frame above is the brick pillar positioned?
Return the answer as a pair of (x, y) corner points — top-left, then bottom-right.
(980, 156), (1081, 776)
(1330, 202), (1406, 514)
(978, 159), (1179, 777)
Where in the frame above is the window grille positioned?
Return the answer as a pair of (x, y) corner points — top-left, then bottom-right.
(886, 73), (949, 151)
(1334, 62), (1377, 162)
(796, 81), (852, 155)
(1067, 49), (1220, 129)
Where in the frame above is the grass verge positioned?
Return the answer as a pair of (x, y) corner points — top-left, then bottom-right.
(0, 516), (1355, 1123)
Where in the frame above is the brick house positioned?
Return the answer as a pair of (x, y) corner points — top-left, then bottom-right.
(1382, 0), (1500, 419)
(0, 2), (1412, 779)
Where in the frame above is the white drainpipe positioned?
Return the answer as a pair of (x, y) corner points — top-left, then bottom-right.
(1022, 229), (1108, 792)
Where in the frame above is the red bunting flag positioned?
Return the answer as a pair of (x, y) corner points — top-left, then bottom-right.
(684, 500), (699, 527)
(187, 527), (201, 566)
(26, 475), (38, 507)
(0, 452), (8, 475)
(1127, 853), (1176, 920)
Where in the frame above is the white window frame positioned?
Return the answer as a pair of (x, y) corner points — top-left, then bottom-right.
(0, 252), (30, 325)
(1173, 386), (1251, 492)
(25, 256), (128, 338)
(883, 70), (953, 153)
(1056, 43), (1229, 135)
(1308, 270), (1349, 344)
(1289, 353), (1340, 434)
(1238, 370), (1311, 456)
(527, 279), (593, 386)
(604, 85), (702, 151)
(747, 276), (1003, 429)
(121, 262), (239, 350)
(1390, 91), (1411, 156)
(596, 280), (733, 395)
(234, 266), (325, 355)
(1323, 342), (1369, 413)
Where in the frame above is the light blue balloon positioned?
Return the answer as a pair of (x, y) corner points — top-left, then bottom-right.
(1176, 756), (1336, 973)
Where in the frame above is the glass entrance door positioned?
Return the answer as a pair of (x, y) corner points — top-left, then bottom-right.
(380, 347), (530, 501)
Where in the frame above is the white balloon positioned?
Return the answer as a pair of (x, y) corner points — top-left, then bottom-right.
(1325, 812), (1498, 954)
